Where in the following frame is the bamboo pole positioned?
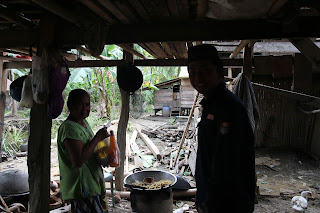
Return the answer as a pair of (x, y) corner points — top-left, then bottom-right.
(173, 92), (199, 167)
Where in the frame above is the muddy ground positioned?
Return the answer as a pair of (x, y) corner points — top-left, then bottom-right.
(1, 114), (320, 212)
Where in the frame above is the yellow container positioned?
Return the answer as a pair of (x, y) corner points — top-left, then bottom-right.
(95, 138), (109, 160)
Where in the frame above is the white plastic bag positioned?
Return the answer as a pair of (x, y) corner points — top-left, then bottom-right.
(19, 74), (33, 108)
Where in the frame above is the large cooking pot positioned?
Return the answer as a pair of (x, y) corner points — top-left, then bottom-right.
(0, 170), (29, 196)
(124, 170), (177, 190)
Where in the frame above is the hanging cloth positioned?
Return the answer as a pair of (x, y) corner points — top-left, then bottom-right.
(232, 73), (260, 130)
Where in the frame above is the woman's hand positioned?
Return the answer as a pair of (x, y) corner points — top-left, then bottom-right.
(64, 127), (110, 167)
(95, 127), (110, 141)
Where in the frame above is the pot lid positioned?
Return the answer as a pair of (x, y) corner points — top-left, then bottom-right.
(0, 170), (29, 196)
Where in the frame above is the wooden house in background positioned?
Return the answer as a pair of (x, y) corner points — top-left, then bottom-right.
(154, 67), (196, 116)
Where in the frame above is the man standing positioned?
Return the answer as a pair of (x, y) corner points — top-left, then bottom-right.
(188, 44), (255, 212)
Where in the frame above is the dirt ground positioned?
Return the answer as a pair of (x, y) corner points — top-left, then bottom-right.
(1, 114), (320, 212)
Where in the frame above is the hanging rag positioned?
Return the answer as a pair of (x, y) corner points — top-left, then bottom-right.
(232, 73), (259, 130)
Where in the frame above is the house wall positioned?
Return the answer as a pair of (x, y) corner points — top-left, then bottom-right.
(154, 88), (179, 111)
(180, 78), (196, 108)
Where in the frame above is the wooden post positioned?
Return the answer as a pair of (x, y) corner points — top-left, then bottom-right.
(28, 14), (56, 213)
(115, 44), (133, 191)
(242, 44), (253, 80)
(28, 103), (52, 213)
(173, 92), (199, 167)
(292, 53), (312, 94)
(10, 70), (17, 116)
(0, 60), (7, 162)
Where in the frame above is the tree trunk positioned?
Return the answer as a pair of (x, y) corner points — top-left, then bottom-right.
(115, 88), (129, 191)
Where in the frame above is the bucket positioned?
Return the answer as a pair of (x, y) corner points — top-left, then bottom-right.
(162, 106), (171, 117)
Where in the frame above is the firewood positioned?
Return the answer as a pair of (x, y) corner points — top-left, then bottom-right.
(136, 126), (161, 160)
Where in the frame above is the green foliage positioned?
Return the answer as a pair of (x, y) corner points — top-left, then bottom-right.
(2, 125), (28, 156)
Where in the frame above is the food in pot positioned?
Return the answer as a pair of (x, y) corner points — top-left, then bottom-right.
(132, 180), (173, 189)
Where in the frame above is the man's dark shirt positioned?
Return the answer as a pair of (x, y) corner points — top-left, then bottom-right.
(196, 81), (255, 212)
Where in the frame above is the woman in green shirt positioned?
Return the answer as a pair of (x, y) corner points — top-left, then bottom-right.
(57, 89), (109, 213)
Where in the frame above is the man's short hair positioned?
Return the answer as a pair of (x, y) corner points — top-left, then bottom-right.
(188, 44), (223, 76)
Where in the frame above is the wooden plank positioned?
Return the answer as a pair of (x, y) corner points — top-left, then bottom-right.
(113, 0), (140, 23)
(178, 42), (188, 58)
(0, 6), (34, 28)
(129, 130), (140, 154)
(289, 38), (320, 69)
(31, 0), (81, 26)
(177, 0), (189, 17)
(147, 42), (168, 58)
(160, 42), (174, 59)
(137, 43), (158, 58)
(117, 43), (151, 59)
(165, 42), (180, 58)
(173, 92), (199, 166)
(254, 55), (293, 77)
(97, 0), (130, 24)
(167, 0), (179, 16)
(136, 126), (161, 160)
(126, 134), (130, 172)
(292, 53), (312, 94)
(173, 42), (182, 58)
(139, 0), (160, 17)
(79, 0), (118, 24)
(127, 0), (151, 21)
(153, 0), (170, 17)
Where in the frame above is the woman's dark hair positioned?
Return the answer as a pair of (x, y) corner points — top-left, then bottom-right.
(67, 89), (89, 110)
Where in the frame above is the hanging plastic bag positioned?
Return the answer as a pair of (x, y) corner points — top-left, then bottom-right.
(107, 130), (120, 168)
(19, 74), (33, 108)
(47, 58), (70, 119)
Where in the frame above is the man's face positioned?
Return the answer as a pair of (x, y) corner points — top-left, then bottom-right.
(188, 60), (221, 97)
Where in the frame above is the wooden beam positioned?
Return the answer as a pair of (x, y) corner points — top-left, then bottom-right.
(78, 0), (118, 24)
(117, 44), (151, 59)
(0, 17), (320, 48)
(229, 40), (249, 59)
(97, 0), (129, 24)
(289, 38), (320, 69)
(0, 6), (34, 28)
(28, 15), (55, 213)
(136, 126), (161, 160)
(31, 0), (81, 26)
(173, 92), (199, 167)
(4, 58), (243, 69)
(76, 45), (110, 60)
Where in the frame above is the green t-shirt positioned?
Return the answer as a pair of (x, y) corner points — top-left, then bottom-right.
(57, 119), (105, 201)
